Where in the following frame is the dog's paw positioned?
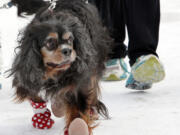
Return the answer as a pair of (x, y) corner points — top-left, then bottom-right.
(32, 109), (55, 129)
(30, 100), (54, 129)
(65, 118), (89, 135)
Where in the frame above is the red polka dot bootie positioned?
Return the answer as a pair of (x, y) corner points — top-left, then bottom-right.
(30, 100), (54, 129)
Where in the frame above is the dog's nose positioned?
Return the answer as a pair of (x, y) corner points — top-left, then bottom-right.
(61, 48), (72, 56)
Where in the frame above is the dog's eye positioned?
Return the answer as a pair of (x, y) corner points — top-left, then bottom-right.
(62, 32), (74, 45)
(65, 35), (74, 46)
(68, 35), (74, 45)
(46, 38), (58, 50)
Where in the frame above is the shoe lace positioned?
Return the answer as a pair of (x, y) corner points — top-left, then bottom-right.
(119, 59), (130, 74)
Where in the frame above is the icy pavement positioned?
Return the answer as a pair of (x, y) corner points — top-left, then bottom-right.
(0, 1), (180, 135)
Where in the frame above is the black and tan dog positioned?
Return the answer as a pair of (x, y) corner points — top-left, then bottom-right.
(9, 0), (111, 134)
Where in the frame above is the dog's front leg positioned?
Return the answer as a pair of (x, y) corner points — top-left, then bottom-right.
(64, 104), (91, 135)
(51, 94), (65, 118)
(64, 88), (98, 135)
(30, 96), (54, 129)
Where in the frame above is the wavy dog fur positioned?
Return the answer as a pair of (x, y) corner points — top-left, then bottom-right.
(10, 0), (112, 133)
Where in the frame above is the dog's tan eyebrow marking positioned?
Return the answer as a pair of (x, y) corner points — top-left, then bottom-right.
(62, 32), (72, 40)
(47, 32), (58, 39)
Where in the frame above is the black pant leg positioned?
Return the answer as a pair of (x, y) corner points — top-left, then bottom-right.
(89, 0), (127, 59)
(110, 0), (127, 59)
(124, 0), (160, 66)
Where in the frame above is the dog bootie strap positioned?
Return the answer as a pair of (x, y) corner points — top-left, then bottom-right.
(64, 128), (69, 135)
(30, 100), (47, 109)
(30, 100), (54, 129)
(89, 107), (99, 121)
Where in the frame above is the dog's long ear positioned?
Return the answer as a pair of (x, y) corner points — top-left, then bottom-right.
(10, 27), (45, 92)
(72, 26), (97, 73)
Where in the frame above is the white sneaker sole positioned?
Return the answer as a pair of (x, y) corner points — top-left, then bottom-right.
(132, 55), (165, 83)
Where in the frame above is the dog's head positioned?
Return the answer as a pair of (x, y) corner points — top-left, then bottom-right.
(41, 30), (76, 73)
(11, 12), (100, 92)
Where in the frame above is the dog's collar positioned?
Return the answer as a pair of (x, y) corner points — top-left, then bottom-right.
(48, 0), (58, 11)
(43, 0), (58, 12)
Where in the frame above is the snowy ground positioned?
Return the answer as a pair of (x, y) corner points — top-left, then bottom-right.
(0, 0), (180, 135)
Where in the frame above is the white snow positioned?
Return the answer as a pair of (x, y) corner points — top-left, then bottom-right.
(0, 1), (180, 135)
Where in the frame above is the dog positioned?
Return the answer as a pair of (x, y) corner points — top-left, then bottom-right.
(9, 0), (111, 134)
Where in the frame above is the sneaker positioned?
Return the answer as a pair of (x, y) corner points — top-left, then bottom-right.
(126, 73), (152, 90)
(102, 58), (129, 81)
(132, 54), (165, 84)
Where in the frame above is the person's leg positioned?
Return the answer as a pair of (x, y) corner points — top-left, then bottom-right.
(104, 0), (129, 81)
(107, 0), (127, 59)
(124, 0), (165, 87)
(92, 0), (127, 59)
(124, 0), (160, 66)
(89, 0), (128, 81)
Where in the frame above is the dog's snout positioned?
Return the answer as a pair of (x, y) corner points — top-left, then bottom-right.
(61, 48), (72, 56)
